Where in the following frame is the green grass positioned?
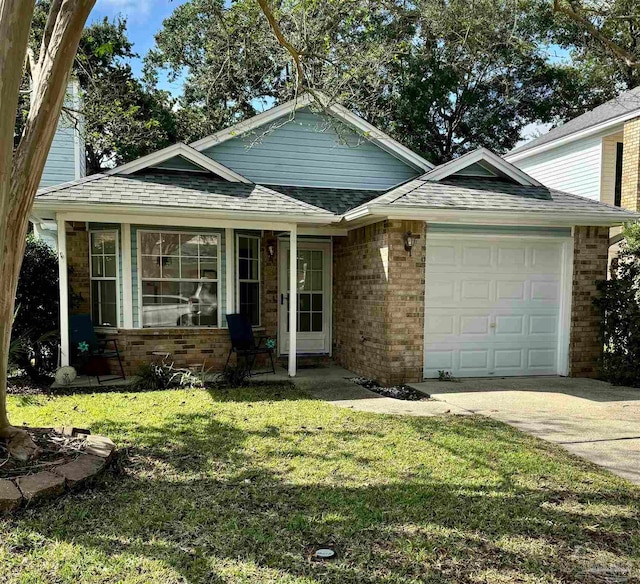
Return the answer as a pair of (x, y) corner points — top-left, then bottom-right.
(2, 383), (639, 583)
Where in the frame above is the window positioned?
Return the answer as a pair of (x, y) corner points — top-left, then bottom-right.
(139, 231), (219, 328)
(237, 234), (260, 326)
(615, 142), (624, 207)
(90, 231), (119, 327)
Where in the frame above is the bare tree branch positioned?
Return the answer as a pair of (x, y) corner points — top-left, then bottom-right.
(553, 0), (640, 68)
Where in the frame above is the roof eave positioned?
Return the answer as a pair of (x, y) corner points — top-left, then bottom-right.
(343, 204), (637, 227)
(32, 200), (340, 225)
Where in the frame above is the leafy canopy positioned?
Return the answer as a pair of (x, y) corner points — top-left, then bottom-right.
(146, 0), (593, 163)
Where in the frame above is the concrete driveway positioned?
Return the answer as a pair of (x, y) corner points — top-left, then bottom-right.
(411, 377), (640, 484)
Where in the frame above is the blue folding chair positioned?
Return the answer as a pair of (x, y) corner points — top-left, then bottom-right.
(69, 314), (125, 383)
(225, 314), (275, 375)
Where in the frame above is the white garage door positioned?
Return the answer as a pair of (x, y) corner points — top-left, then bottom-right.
(424, 235), (570, 378)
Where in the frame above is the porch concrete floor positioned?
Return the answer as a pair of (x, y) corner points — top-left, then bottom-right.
(51, 375), (136, 389)
(409, 376), (640, 484)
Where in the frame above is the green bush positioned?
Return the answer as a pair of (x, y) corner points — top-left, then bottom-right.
(11, 234), (60, 377)
(596, 222), (640, 386)
(133, 359), (205, 391)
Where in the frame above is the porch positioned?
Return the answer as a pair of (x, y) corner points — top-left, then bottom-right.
(52, 214), (345, 379)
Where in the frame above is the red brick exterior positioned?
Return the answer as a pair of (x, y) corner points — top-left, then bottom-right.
(569, 226), (609, 378)
(66, 220), (608, 381)
(333, 219), (426, 385)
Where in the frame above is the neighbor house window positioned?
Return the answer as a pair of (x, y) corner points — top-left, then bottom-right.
(139, 231), (219, 328)
(90, 231), (119, 327)
(237, 234), (260, 326)
(615, 142), (624, 207)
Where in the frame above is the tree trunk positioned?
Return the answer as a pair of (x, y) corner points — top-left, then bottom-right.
(0, 0), (96, 440)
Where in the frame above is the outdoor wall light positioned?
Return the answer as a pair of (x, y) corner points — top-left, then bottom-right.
(267, 244), (275, 259)
(404, 231), (414, 256)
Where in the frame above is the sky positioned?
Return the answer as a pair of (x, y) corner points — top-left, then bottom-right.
(90, 0), (190, 94)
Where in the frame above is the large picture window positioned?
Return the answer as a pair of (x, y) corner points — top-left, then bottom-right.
(139, 231), (219, 328)
(237, 234), (260, 326)
(90, 231), (119, 327)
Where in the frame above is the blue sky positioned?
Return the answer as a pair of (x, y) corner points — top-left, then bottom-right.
(90, 0), (190, 94)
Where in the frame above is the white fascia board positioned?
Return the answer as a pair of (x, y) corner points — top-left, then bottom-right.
(106, 143), (251, 183)
(505, 115), (637, 162)
(345, 205), (637, 227)
(427, 148), (542, 186)
(190, 92), (434, 172)
(36, 202), (339, 226)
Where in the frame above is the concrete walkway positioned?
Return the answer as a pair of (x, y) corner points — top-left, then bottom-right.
(290, 365), (470, 417)
(410, 376), (640, 484)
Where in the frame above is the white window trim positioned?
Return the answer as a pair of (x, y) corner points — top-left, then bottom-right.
(89, 229), (121, 328)
(136, 229), (223, 329)
(235, 233), (261, 327)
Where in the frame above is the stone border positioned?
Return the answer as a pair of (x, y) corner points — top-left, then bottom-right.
(0, 429), (116, 512)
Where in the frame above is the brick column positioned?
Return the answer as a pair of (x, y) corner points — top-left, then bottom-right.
(333, 219), (426, 385)
(384, 220), (426, 385)
(621, 117), (640, 211)
(569, 226), (609, 378)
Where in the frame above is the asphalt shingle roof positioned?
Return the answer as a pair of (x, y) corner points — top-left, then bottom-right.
(349, 176), (638, 221)
(35, 171), (334, 217)
(266, 185), (384, 214)
(510, 85), (640, 156)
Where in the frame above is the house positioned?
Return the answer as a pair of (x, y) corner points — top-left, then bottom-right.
(31, 93), (637, 383)
(31, 81), (86, 249)
(505, 86), (640, 253)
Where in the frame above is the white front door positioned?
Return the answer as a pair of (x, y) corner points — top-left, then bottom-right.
(424, 234), (571, 378)
(279, 241), (332, 355)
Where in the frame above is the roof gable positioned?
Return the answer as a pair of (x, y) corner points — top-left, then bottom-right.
(191, 93), (433, 173)
(508, 85), (640, 159)
(421, 148), (542, 186)
(106, 143), (250, 183)
(188, 93), (433, 190)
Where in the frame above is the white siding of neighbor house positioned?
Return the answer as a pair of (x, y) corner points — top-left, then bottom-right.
(202, 108), (421, 190)
(510, 136), (604, 201)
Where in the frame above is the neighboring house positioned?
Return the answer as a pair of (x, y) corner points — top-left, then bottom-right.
(31, 93), (637, 383)
(505, 86), (640, 251)
(31, 81), (85, 248)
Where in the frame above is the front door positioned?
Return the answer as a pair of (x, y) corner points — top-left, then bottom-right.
(278, 241), (332, 355)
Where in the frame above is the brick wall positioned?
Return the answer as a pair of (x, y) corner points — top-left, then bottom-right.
(621, 117), (640, 211)
(66, 221), (90, 315)
(113, 328), (232, 376)
(333, 219), (425, 384)
(569, 226), (609, 377)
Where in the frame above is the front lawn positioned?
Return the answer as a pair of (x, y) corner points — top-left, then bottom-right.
(2, 384), (639, 583)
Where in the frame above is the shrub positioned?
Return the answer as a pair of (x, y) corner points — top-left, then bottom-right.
(133, 359), (205, 391)
(212, 365), (251, 388)
(596, 222), (640, 386)
(11, 234), (60, 377)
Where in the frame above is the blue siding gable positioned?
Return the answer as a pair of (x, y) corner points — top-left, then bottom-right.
(202, 108), (420, 190)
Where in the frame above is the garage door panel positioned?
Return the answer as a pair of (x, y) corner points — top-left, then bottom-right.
(462, 246), (492, 267)
(461, 280), (491, 300)
(460, 315), (490, 335)
(425, 236), (565, 378)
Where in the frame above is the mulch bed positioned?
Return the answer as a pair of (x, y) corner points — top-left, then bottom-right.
(352, 377), (431, 401)
(7, 376), (53, 396)
(0, 428), (86, 480)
